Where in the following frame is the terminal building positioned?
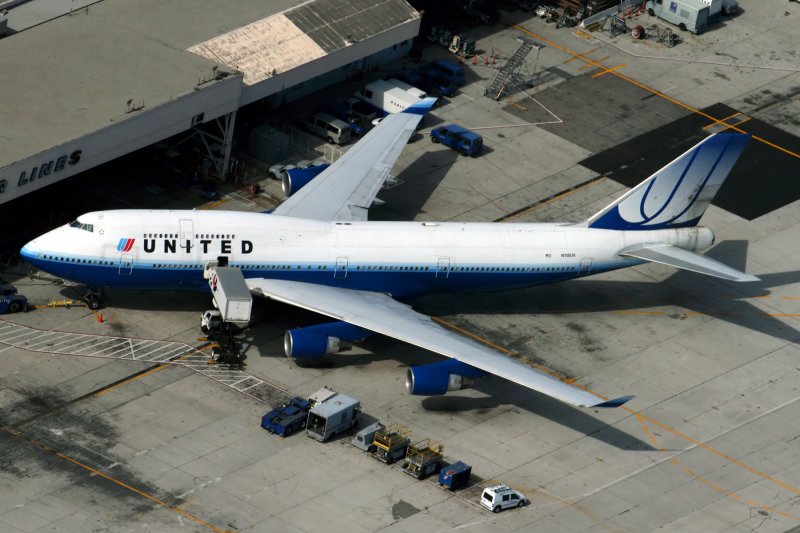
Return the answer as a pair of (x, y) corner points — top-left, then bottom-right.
(0, 0), (421, 205)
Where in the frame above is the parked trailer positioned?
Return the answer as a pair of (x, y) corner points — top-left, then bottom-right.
(305, 388), (360, 442)
(401, 438), (443, 479)
(371, 423), (412, 464)
(355, 80), (422, 116)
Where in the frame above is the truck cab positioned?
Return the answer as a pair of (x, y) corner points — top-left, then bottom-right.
(430, 124), (483, 157)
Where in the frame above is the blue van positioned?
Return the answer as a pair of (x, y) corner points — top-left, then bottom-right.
(430, 124), (483, 157)
(422, 59), (465, 87)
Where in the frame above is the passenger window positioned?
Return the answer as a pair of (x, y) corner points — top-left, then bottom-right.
(503, 495), (510, 502)
(511, 494), (519, 500)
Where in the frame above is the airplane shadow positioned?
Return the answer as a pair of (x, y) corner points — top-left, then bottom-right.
(372, 150), (459, 221)
(409, 240), (800, 346)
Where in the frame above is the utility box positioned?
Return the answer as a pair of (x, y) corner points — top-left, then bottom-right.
(439, 461), (472, 490)
(305, 388), (361, 442)
(646, 0), (710, 34)
(208, 267), (252, 323)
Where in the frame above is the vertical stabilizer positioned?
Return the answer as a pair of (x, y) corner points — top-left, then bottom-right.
(585, 133), (751, 230)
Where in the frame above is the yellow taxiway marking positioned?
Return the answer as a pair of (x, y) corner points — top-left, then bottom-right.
(1, 425), (228, 533)
(433, 315), (800, 519)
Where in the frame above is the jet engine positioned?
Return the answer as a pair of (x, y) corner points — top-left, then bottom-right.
(284, 321), (371, 359)
(281, 163), (330, 197)
(405, 359), (488, 396)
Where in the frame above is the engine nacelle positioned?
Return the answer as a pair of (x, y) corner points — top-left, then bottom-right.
(284, 321), (371, 359)
(405, 359), (488, 396)
(281, 163), (330, 197)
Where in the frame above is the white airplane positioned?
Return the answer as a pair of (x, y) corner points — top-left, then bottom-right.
(21, 97), (757, 409)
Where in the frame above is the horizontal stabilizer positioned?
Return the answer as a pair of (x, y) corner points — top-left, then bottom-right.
(621, 244), (759, 282)
(593, 395), (634, 408)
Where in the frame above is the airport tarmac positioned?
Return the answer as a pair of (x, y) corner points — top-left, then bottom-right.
(2, 2), (800, 531)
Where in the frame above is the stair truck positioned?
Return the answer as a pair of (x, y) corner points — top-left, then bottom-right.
(401, 438), (444, 479)
(371, 423), (412, 464)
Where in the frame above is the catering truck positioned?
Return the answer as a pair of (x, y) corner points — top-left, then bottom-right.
(305, 387), (361, 442)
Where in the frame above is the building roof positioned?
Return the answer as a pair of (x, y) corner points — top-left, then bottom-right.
(0, 0), (418, 168)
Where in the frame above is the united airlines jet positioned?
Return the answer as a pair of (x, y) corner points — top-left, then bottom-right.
(21, 98), (756, 409)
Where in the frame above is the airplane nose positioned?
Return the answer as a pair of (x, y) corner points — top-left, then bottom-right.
(20, 240), (39, 263)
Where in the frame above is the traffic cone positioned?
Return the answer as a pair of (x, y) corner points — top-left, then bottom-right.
(97, 313), (103, 323)
(473, 53), (477, 65)
(485, 54), (489, 65)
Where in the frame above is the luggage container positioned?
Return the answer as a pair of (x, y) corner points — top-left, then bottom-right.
(438, 461), (472, 490)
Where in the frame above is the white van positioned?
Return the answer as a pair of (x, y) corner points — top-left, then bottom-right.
(480, 485), (528, 513)
(305, 112), (351, 145)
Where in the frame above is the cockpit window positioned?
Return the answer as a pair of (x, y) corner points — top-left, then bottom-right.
(69, 220), (94, 232)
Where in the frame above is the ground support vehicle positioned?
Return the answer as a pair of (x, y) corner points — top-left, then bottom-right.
(480, 485), (528, 513)
(261, 397), (312, 437)
(207, 267), (252, 323)
(305, 387), (360, 442)
(401, 438), (443, 479)
(430, 124), (483, 157)
(351, 422), (385, 452)
(646, 0), (710, 33)
(371, 423), (412, 464)
(0, 285), (27, 314)
(438, 461), (472, 490)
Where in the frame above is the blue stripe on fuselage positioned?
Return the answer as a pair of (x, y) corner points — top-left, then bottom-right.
(22, 254), (636, 298)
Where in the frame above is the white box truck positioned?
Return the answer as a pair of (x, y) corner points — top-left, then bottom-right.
(305, 387), (361, 442)
(646, 0), (710, 33)
(355, 80), (421, 115)
(208, 267), (252, 323)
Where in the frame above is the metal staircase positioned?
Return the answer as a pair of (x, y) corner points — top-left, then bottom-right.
(484, 39), (537, 100)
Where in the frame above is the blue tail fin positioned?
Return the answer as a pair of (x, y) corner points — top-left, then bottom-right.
(586, 133), (751, 230)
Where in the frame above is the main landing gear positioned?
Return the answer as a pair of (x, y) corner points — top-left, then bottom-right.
(83, 287), (106, 310)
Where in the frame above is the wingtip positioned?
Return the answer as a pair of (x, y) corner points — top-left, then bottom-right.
(403, 97), (438, 115)
(591, 395), (634, 408)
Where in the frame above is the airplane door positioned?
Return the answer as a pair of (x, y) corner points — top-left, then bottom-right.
(436, 258), (451, 279)
(179, 219), (194, 248)
(118, 253), (133, 275)
(335, 257), (348, 279)
(579, 258), (592, 277)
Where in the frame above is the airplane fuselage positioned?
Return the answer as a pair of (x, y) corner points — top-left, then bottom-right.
(21, 210), (714, 298)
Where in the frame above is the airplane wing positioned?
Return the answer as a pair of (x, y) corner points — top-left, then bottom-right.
(273, 97), (437, 222)
(246, 278), (632, 409)
(621, 244), (759, 282)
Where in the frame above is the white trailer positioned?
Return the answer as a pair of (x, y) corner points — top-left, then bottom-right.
(386, 78), (427, 100)
(355, 80), (421, 115)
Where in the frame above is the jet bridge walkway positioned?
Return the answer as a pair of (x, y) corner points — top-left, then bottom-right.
(0, 319), (290, 405)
